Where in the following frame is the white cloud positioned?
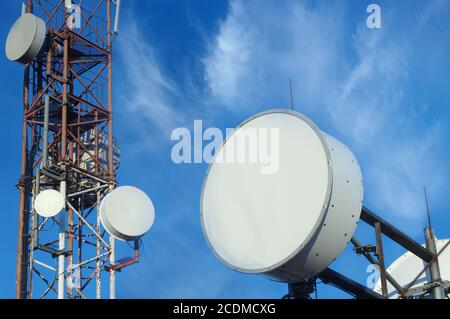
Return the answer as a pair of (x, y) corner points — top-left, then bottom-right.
(115, 1), (449, 224)
(115, 15), (185, 152)
(112, 0), (450, 298)
(203, 0), (346, 111)
(202, 0), (448, 224)
(417, 0), (449, 29)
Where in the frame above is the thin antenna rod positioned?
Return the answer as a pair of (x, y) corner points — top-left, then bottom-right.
(289, 78), (295, 111)
(424, 187), (432, 228)
(113, 0), (122, 37)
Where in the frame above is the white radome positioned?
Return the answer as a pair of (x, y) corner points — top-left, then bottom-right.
(5, 13), (47, 64)
(200, 109), (364, 282)
(34, 189), (65, 218)
(374, 239), (450, 298)
(100, 186), (155, 241)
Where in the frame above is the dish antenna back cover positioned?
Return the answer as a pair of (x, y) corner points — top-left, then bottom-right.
(5, 13), (47, 64)
(374, 239), (450, 298)
(100, 186), (155, 241)
(200, 110), (363, 282)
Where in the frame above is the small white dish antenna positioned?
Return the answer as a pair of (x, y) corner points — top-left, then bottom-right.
(100, 186), (155, 241)
(200, 109), (363, 283)
(5, 13), (47, 64)
(34, 189), (65, 218)
(374, 239), (450, 298)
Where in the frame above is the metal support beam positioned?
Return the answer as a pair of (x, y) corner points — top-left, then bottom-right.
(424, 227), (446, 299)
(404, 280), (450, 298)
(105, 240), (140, 272)
(15, 0), (34, 299)
(375, 222), (388, 297)
(110, 236), (116, 299)
(42, 95), (50, 168)
(57, 180), (67, 299)
(351, 237), (404, 293)
(361, 207), (433, 262)
(32, 169), (40, 249)
(318, 268), (384, 299)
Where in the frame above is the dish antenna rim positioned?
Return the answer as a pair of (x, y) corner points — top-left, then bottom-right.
(199, 108), (335, 275)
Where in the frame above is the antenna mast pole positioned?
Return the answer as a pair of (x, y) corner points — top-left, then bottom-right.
(289, 78), (295, 111)
(423, 188), (445, 299)
(15, 0), (34, 300)
(107, 0), (116, 299)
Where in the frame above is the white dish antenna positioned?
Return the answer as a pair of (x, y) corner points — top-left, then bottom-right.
(200, 109), (363, 282)
(5, 13), (47, 64)
(374, 239), (450, 298)
(34, 189), (65, 218)
(100, 186), (155, 241)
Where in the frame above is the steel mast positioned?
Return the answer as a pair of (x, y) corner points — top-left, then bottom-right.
(15, 0), (123, 299)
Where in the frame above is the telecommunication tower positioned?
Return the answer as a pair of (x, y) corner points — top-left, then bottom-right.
(8, 0), (137, 299)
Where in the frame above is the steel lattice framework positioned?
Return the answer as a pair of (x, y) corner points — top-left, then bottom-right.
(15, 0), (133, 299)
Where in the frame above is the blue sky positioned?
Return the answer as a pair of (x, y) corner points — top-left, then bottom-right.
(0, 0), (449, 299)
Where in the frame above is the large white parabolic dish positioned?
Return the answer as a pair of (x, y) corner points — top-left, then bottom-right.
(374, 239), (450, 298)
(5, 13), (47, 64)
(100, 186), (155, 241)
(200, 110), (364, 282)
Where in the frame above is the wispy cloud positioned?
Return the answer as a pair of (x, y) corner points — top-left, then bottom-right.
(417, 0), (449, 29)
(113, 0), (450, 298)
(115, 13), (185, 153)
(202, 0), (448, 227)
(203, 0), (347, 111)
(116, 0), (449, 233)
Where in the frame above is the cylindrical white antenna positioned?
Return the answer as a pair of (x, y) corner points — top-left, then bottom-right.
(113, 0), (122, 36)
(21, 2), (26, 15)
(65, 0), (72, 10)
